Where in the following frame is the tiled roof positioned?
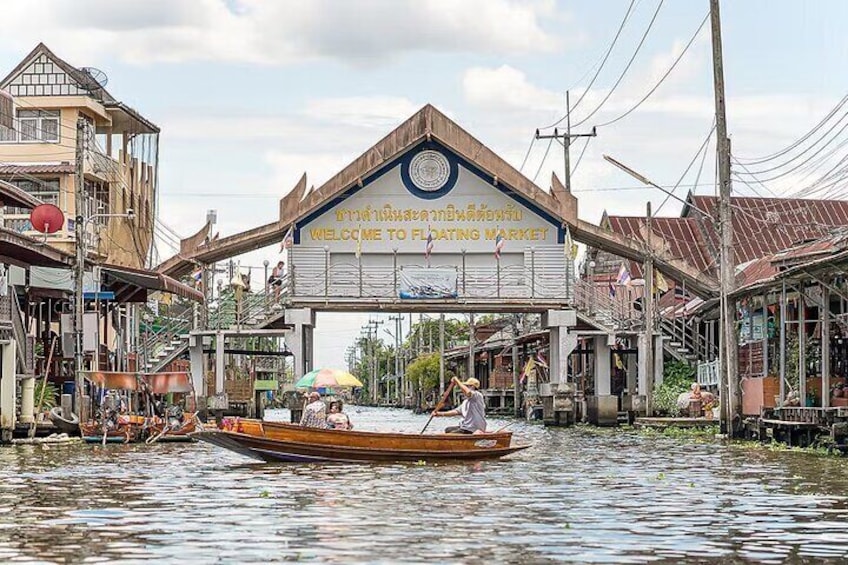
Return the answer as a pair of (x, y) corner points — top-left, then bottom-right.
(0, 163), (74, 175)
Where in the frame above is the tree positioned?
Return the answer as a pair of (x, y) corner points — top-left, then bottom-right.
(407, 353), (441, 393)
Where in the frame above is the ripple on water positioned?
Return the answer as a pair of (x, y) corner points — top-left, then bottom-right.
(1, 408), (848, 563)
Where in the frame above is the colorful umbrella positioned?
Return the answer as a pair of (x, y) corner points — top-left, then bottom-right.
(295, 368), (363, 389)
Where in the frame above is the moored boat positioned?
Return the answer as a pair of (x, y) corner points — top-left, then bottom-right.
(193, 419), (531, 463)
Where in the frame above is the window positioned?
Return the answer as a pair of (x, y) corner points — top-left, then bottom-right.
(0, 109), (60, 143)
(3, 178), (60, 215)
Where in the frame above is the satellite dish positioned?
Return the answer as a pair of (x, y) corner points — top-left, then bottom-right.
(79, 67), (109, 90)
(29, 204), (65, 234)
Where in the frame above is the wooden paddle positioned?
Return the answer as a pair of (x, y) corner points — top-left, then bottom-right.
(420, 380), (456, 435)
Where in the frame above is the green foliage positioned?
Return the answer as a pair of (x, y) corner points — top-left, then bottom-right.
(653, 361), (696, 416)
(406, 353), (442, 392)
(34, 381), (59, 411)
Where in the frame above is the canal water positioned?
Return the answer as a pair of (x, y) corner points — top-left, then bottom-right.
(2, 407), (848, 564)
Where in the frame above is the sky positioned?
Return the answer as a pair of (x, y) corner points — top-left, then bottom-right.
(1, 0), (846, 368)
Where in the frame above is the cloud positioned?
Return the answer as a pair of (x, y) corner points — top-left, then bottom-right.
(462, 65), (562, 113)
(0, 0), (561, 66)
(303, 97), (422, 129)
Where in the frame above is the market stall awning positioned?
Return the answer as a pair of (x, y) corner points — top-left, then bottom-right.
(0, 227), (74, 268)
(101, 264), (204, 303)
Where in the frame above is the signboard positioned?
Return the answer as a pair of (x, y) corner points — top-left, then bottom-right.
(298, 146), (560, 256)
(399, 267), (457, 299)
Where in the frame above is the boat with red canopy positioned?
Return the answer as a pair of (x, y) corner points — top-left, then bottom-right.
(145, 371), (200, 443)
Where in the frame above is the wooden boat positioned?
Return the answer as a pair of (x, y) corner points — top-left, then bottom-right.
(79, 371), (145, 444)
(49, 406), (79, 435)
(193, 419), (531, 463)
(144, 372), (199, 443)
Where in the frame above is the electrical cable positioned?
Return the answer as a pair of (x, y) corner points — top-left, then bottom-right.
(539, 0), (637, 129)
(594, 12), (709, 129)
(532, 137), (554, 184)
(571, 0), (665, 129)
(735, 93), (848, 164)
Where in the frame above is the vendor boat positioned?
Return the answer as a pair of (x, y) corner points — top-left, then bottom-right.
(193, 419), (531, 463)
(144, 372), (201, 443)
(80, 371), (146, 444)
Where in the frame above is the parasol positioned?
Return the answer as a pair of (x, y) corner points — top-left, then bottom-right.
(295, 368), (363, 389)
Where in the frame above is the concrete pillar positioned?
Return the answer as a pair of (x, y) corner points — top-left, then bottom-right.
(0, 341), (17, 437)
(543, 309), (577, 388)
(593, 336), (612, 396)
(637, 333), (649, 397)
(215, 331), (225, 395)
(189, 334), (205, 399)
(20, 377), (35, 424)
(654, 335), (664, 387)
(286, 308), (315, 380)
(626, 345), (638, 394)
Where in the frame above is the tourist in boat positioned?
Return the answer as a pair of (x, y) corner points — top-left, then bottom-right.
(327, 400), (353, 430)
(300, 391), (327, 428)
(432, 377), (487, 434)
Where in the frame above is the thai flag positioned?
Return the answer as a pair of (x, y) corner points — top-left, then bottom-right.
(609, 280), (616, 298)
(425, 226), (434, 259)
(191, 267), (202, 288)
(616, 262), (632, 286)
(535, 350), (548, 369)
(494, 229), (505, 259)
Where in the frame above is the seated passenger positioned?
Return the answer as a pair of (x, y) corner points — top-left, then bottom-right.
(327, 400), (353, 430)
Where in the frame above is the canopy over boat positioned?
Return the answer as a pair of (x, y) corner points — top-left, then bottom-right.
(194, 419), (530, 463)
(82, 371), (140, 390)
(144, 371), (194, 394)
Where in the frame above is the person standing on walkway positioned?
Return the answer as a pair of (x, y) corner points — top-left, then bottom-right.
(432, 377), (487, 434)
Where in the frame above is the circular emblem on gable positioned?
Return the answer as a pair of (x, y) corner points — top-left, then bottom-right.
(409, 150), (450, 192)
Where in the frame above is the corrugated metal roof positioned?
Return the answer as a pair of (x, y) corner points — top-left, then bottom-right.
(603, 195), (848, 280)
(606, 215), (714, 275)
(0, 163), (74, 174)
(687, 195), (848, 265)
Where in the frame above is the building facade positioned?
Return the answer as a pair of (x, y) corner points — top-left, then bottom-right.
(0, 43), (159, 269)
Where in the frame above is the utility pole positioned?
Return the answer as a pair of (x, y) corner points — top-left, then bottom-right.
(467, 313), (475, 380)
(710, 0), (739, 435)
(439, 313), (446, 395)
(73, 117), (86, 415)
(367, 319), (384, 404)
(644, 202), (655, 417)
(535, 91), (597, 190)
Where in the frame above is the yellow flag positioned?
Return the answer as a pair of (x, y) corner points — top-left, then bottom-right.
(564, 226), (579, 260)
(654, 269), (669, 293)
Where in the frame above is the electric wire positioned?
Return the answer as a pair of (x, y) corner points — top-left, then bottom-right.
(539, 0), (637, 129)
(571, 0), (665, 129)
(735, 93), (848, 164)
(532, 137), (555, 184)
(594, 12), (709, 129)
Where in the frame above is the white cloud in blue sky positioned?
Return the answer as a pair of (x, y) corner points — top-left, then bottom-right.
(1, 0), (845, 367)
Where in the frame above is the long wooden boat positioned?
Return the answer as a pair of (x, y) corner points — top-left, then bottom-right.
(81, 415), (144, 444)
(146, 412), (201, 443)
(193, 419), (531, 463)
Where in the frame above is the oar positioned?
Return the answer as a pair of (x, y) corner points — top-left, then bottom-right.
(420, 380), (456, 435)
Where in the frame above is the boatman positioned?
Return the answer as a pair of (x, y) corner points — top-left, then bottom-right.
(300, 391), (327, 428)
(432, 377), (487, 434)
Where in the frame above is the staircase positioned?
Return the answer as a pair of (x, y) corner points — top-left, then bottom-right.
(141, 291), (287, 373)
(572, 279), (716, 366)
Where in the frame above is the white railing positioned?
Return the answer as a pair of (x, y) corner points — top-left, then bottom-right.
(287, 261), (574, 302)
(697, 359), (720, 387)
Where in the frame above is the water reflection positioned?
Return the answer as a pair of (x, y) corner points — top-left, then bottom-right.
(1, 407), (847, 563)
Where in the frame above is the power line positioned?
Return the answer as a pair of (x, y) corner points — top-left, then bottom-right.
(532, 137), (554, 184)
(594, 12), (709, 129)
(656, 121), (715, 215)
(539, 0), (637, 130)
(572, 0), (665, 129)
(735, 93), (848, 164)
